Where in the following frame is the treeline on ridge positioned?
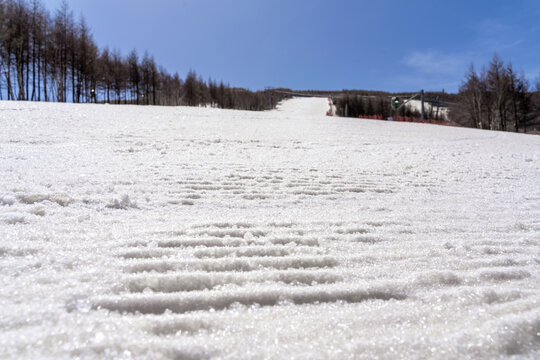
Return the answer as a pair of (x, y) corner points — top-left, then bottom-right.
(454, 54), (539, 133)
(331, 54), (540, 133)
(0, 0), (283, 109)
(330, 90), (448, 121)
(333, 94), (434, 119)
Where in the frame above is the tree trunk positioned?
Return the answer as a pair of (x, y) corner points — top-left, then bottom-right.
(26, 48), (30, 101)
(17, 47), (26, 100)
(7, 58), (15, 100)
(43, 54), (48, 102)
(31, 39), (36, 101)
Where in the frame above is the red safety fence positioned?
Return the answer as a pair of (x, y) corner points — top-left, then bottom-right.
(361, 114), (384, 120)
(360, 114), (461, 127)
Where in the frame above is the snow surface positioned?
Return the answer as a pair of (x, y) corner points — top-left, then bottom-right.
(0, 98), (539, 359)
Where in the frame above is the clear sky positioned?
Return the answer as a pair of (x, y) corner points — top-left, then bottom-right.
(41, 0), (540, 93)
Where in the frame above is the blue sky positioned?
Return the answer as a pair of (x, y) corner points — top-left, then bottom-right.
(42, 0), (540, 93)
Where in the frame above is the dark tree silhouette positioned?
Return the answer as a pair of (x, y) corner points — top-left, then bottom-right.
(0, 0), (279, 110)
(456, 54), (537, 132)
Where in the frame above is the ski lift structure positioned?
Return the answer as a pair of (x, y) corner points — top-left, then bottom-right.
(391, 90), (445, 121)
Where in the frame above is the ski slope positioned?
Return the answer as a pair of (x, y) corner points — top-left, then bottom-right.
(0, 98), (539, 359)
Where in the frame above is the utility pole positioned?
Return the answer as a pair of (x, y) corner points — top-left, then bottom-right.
(421, 89), (425, 120)
(392, 90), (441, 121)
(435, 96), (440, 120)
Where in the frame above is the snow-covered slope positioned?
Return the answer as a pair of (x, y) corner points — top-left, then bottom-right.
(275, 96), (331, 116)
(0, 98), (539, 359)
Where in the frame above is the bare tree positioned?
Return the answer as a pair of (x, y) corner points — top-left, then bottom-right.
(127, 49), (140, 104)
(51, 0), (73, 102)
(456, 54), (539, 132)
(0, 0), (279, 110)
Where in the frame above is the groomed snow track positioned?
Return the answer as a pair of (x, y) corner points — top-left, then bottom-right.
(0, 98), (539, 359)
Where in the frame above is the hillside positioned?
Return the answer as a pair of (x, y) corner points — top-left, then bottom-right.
(0, 98), (539, 359)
